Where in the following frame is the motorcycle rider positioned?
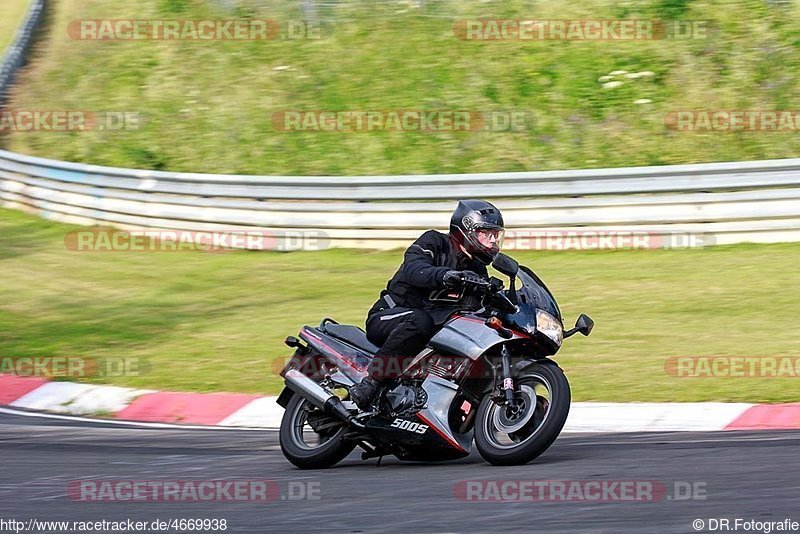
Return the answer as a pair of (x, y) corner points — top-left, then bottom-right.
(349, 199), (505, 410)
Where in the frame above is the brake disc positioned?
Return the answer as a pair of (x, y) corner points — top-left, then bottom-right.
(491, 384), (537, 434)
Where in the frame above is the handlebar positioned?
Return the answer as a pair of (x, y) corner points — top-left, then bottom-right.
(458, 275), (517, 314)
(460, 274), (501, 292)
(469, 276), (517, 314)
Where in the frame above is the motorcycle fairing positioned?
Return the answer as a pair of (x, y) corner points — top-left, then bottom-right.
(428, 315), (530, 360)
(363, 374), (472, 460)
(417, 374), (473, 452)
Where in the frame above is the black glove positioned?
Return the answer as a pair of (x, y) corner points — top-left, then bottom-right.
(442, 270), (461, 287)
(443, 270), (484, 287)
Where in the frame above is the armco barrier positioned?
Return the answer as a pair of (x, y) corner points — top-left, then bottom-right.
(1, 0), (799, 250)
(0, 0), (45, 105)
(2, 148), (800, 249)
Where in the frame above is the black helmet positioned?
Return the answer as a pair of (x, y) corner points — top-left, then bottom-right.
(449, 199), (505, 265)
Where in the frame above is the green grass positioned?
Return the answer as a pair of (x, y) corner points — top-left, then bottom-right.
(1, 207), (798, 402)
(0, 0), (31, 53)
(3, 0), (800, 173)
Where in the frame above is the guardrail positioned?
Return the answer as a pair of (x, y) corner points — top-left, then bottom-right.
(1, 0), (799, 250)
(2, 147), (800, 249)
(0, 0), (45, 106)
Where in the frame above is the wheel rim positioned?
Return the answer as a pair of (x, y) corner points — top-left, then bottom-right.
(482, 373), (553, 450)
(288, 398), (345, 451)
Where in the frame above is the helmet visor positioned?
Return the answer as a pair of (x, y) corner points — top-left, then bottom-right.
(475, 227), (504, 250)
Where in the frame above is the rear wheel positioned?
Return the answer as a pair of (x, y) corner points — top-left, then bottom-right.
(474, 362), (570, 466)
(279, 394), (356, 469)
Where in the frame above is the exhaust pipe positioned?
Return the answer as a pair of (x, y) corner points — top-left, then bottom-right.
(284, 369), (363, 428)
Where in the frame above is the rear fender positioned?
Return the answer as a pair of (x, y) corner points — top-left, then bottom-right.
(276, 387), (294, 408)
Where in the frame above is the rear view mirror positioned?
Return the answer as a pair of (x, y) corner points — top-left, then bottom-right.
(564, 314), (594, 338)
(492, 253), (519, 277)
(575, 314), (594, 336)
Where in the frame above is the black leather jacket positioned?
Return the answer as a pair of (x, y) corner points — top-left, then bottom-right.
(368, 230), (489, 324)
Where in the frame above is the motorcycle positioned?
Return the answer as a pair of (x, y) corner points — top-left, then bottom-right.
(276, 252), (593, 468)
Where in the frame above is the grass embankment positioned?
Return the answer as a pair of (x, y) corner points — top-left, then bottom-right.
(0, 0), (32, 53)
(3, 0), (800, 173)
(1, 207), (798, 402)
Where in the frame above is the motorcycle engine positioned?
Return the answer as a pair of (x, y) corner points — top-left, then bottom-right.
(379, 382), (428, 417)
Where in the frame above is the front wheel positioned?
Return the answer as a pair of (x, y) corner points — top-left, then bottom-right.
(474, 361), (570, 466)
(279, 393), (356, 469)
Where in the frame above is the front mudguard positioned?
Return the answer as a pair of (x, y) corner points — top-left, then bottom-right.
(513, 358), (563, 377)
(480, 357), (562, 397)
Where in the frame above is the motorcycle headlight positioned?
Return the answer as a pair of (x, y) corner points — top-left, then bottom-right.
(536, 309), (563, 346)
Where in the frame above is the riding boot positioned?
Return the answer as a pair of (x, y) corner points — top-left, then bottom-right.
(349, 376), (385, 411)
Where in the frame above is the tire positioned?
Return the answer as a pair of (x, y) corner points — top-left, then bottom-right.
(279, 394), (356, 469)
(474, 361), (570, 466)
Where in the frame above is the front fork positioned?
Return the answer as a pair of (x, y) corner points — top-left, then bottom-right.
(499, 344), (516, 407)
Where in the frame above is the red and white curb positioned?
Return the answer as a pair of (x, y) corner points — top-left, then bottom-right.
(1, 374), (798, 432)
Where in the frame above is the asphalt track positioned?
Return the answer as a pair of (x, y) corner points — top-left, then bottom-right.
(1, 410), (798, 534)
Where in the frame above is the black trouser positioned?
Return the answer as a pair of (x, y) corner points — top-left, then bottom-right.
(365, 307), (435, 380)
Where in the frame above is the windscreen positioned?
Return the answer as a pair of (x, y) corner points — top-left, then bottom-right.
(500, 266), (562, 336)
(517, 266), (561, 320)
